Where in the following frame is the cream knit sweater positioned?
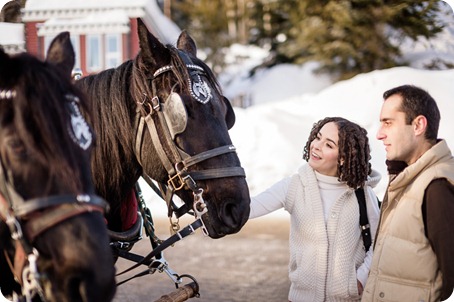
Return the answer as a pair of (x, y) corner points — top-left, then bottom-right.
(250, 164), (381, 302)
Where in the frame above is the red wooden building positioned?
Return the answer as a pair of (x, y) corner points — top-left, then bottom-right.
(22, 0), (180, 75)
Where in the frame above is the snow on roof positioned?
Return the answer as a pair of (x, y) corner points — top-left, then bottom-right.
(0, 22), (23, 44)
(23, 0), (148, 22)
(0, 22), (25, 53)
(37, 10), (130, 36)
(22, 0), (180, 45)
(24, 0), (149, 11)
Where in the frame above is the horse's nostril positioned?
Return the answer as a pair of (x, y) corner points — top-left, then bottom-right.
(221, 201), (246, 229)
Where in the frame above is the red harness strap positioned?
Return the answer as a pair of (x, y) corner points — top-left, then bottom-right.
(120, 189), (138, 231)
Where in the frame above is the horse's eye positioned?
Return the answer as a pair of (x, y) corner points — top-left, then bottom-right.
(6, 137), (26, 156)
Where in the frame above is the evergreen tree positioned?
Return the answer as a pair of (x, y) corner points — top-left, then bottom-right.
(173, 0), (233, 72)
(259, 0), (447, 80)
(171, 0), (450, 80)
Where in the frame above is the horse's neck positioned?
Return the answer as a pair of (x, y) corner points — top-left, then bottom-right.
(78, 62), (141, 208)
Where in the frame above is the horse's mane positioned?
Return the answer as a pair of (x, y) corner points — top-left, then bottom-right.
(78, 45), (223, 206)
(11, 53), (91, 192)
(77, 60), (139, 205)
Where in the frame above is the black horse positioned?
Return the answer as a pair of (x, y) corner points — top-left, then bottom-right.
(0, 33), (115, 301)
(76, 19), (250, 239)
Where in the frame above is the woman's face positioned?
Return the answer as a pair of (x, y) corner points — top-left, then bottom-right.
(308, 122), (340, 176)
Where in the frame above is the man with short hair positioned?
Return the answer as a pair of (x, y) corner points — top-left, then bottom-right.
(362, 85), (454, 301)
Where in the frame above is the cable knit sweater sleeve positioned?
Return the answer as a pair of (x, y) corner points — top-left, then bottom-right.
(249, 176), (292, 219)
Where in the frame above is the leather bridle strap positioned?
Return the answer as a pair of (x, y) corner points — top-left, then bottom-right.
(0, 194), (32, 285)
(135, 97), (246, 186)
(182, 145), (236, 166)
(13, 194), (108, 217)
(0, 193), (108, 286)
(133, 56), (246, 220)
(24, 203), (105, 242)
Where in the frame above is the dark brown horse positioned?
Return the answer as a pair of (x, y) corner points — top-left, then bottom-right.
(0, 33), (115, 301)
(76, 19), (250, 239)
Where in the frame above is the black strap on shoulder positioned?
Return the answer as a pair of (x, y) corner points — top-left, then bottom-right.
(355, 188), (371, 252)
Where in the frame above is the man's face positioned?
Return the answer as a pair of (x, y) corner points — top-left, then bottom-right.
(376, 94), (418, 165)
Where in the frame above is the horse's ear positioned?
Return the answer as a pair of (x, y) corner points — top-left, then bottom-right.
(46, 31), (75, 78)
(176, 30), (197, 57)
(223, 97), (236, 129)
(137, 18), (170, 67)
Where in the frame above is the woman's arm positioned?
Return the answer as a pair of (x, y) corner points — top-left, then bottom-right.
(249, 176), (291, 219)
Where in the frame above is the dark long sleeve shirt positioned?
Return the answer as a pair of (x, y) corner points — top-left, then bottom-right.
(423, 178), (454, 301)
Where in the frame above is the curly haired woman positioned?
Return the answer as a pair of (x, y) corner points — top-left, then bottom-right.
(249, 117), (381, 302)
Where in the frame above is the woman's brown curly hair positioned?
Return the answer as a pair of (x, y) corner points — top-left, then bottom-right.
(302, 117), (372, 189)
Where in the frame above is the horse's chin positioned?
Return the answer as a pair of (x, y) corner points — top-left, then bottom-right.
(201, 196), (250, 239)
(204, 222), (227, 239)
(201, 212), (246, 239)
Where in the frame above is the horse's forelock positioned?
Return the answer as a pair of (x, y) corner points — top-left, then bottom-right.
(13, 58), (85, 191)
(191, 56), (222, 95)
(168, 46), (223, 96)
(134, 46), (222, 101)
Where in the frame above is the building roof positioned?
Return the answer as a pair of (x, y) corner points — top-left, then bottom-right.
(38, 10), (130, 36)
(22, 0), (181, 45)
(23, 0), (147, 21)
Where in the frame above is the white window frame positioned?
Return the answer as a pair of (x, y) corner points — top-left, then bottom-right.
(105, 34), (122, 69)
(69, 35), (81, 70)
(86, 34), (102, 72)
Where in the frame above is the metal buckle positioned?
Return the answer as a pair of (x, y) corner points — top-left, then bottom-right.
(151, 96), (161, 111)
(193, 190), (209, 236)
(6, 213), (23, 241)
(167, 173), (186, 191)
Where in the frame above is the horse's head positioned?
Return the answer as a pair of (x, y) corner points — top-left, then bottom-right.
(0, 33), (115, 301)
(133, 20), (250, 238)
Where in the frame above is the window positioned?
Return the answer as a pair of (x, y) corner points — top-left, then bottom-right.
(86, 35), (102, 72)
(105, 34), (122, 69)
(69, 35), (81, 69)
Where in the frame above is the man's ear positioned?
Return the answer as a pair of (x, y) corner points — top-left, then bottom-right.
(413, 115), (427, 137)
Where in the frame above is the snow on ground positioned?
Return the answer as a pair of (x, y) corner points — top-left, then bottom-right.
(143, 3), (454, 219)
(141, 66), (454, 220)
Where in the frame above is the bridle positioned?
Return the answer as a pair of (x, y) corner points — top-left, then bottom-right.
(0, 193), (108, 302)
(112, 50), (247, 280)
(133, 50), (246, 233)
(0, 89), (109, 302)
